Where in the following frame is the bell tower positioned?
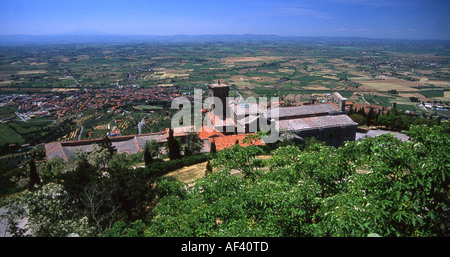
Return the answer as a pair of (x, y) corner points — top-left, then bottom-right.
(208, 80), (231, 119)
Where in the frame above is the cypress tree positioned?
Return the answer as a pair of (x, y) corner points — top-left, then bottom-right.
(210, 140), (217, 154)
(144, 142), (153, 167)
(28, 158), (41, 191)
(205, 160), (213, 176)
(185, 133), (202, 156)
(184, 145), (192, 157)
(100, 136), (117, 157)
(168, 128), (181, 160)
(367, 107), (375, 125)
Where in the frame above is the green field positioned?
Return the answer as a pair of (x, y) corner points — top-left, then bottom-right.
(134, 105), (163, 110)
(363, 93), (396, 107)
(0, 123), (23, 146)
(0, 105), (17, 120)
(0, 37), (448, 157)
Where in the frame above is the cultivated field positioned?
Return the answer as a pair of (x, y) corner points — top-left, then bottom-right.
(358, 78), (421, 91)
(220, 56), (285, 65)
(0, 37), (448, 155)
(17, 70), (47, 75)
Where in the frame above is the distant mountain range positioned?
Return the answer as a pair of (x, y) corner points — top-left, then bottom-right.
(0, 33), (448, 45)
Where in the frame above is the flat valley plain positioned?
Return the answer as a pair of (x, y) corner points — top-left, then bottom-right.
(0, 36), (449, 151)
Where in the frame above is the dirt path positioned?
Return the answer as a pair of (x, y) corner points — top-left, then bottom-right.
(164, 155), (273, 187)
(163, 161), (208, 186)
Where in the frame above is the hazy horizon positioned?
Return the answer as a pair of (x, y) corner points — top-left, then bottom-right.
(1, 0), (449, 40)
(2, 33), (449, 42)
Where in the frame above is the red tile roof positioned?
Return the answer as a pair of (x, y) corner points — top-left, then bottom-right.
(44, 142), (68, 162)
(197, 126), (224, 140)
(208, 133), (265, 151)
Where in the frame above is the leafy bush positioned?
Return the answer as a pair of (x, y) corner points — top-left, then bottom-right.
(2, 123), (448, 237)
(144, 124), (449, 237)
(104, 220), (147, 237)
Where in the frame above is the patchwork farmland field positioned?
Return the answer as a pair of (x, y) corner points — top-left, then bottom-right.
(0, 36), (448, 157)
(358, 78), (421, 91)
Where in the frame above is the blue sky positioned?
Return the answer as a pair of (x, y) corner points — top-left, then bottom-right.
(0, 0), (449, 39)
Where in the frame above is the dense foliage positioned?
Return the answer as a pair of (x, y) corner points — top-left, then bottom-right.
(1, 124), (448, 237)
(348, 107), (440, 130)
(145, 124), (450, 237)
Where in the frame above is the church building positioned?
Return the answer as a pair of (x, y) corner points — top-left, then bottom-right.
(206, 81), (357, 147)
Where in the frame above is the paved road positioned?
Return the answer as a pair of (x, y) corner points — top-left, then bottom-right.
(356, 129), (409, 141)
(0, 207), (8, 236)
(138, 115), (148, 134)
(232, 88), (243, 103)
(361, 94), (370, 105)
(0, 207), (29, 237)
(75, 123), (84, 141)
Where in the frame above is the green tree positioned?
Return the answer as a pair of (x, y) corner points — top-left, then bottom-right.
(270, 145), (302, 168)
(167, 128), (181, 160)
(366, 107), (378, 125)
(62, 153), (99, 201)
(3, 121), (448, 238)
(144, 140), (159, 167)
(210, 140), (217, 154)
(303, 136), (325, 152)
(39, 156), (66, 183)
(99, 136), (117, 158)
(350, 113), (366, 125)
(1, 183), (95, 237)
(144, 143), (153, 166)
(184, 132), (203, 157)
(376, 108), (407, 131)
(88, 145), (112, 170)
(143, 124), (449, 237)
(104, 220), (147, 237)
(205, 160), (213, 176)
(61, 153), (121, 234)
(28, 158), (41, 191)
(212, 144), (264, 181)
(108, 153), (152, 221)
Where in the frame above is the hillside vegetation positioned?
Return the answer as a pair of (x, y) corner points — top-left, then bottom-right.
(1, 124), (449, 237)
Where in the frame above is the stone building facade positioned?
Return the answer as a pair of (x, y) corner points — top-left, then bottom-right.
(45, 84), (358, 161)
(207, 83), (357, 147)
